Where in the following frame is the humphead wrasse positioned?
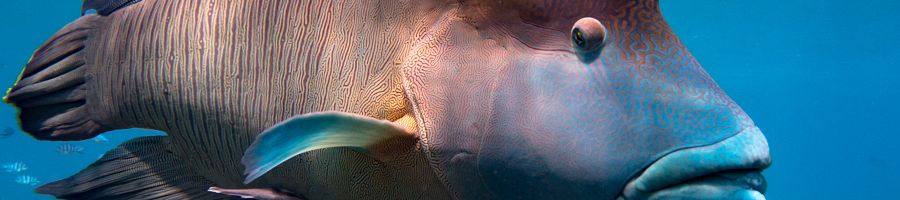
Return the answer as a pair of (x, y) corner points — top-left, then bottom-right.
(5, 0), (771, 199)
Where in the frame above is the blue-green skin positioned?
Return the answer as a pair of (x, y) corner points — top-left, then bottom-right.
(398, 0), (761, 199)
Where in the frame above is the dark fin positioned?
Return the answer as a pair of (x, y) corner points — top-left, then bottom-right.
(36, 136), (236, 199)
(208, 187), (304, 200)
(241, 111), (418, 184)
(4, 16), (109, 141)
(82, 0), (143, 16)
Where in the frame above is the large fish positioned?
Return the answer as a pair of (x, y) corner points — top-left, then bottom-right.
(5, 0), (770, 199)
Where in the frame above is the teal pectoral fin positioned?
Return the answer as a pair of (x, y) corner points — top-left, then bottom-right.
(241, 111), (418, 184)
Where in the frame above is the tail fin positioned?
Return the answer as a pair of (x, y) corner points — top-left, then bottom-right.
(36, 136), (234, 199)
(4, 15), (109, 141)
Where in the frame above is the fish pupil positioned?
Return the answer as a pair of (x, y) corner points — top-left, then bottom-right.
(573, 28), (586, 47)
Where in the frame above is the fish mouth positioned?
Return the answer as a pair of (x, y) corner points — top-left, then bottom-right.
(618, 127), (771, 200)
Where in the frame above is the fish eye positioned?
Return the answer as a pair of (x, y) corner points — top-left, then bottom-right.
(571, 17), (607, 53)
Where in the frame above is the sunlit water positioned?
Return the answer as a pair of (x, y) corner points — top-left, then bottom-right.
(0, 1), (897, 199)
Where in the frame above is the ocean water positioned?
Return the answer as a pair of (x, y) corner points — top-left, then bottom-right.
(0, 1), (897, 199)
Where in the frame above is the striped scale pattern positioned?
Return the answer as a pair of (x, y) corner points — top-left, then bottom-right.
(45, 0), (448, 199)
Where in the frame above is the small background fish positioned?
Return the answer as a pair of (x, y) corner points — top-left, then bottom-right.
(1, 162), (27, 173)
(56, 144), (84, 155)
(92, 135), (108, 143)
(0, 127), (13, 139)
(14, 175), (39, 186)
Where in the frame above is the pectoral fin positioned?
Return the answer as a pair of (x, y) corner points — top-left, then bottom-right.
(241, 111), (418, 184)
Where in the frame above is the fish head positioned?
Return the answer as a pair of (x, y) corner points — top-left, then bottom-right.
(403, 0), (770, 199)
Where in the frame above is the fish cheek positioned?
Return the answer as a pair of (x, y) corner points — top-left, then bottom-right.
(398, 18), (513, 198)
(474, 60), (614, 198)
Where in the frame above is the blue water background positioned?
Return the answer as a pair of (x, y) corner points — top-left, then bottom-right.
(0, 1), (897, 199)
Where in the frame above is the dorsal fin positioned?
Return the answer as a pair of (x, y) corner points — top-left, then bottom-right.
(82, 0), (142, 16)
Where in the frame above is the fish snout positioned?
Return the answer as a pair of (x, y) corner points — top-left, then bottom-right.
(619, 127), (771, 200)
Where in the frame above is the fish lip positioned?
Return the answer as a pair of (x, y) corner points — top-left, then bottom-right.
(618, 127), (771, 200)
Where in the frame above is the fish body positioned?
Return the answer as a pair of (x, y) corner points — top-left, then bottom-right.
(6, 0), (770, 199)
(56, 144), (84, 155)
(14, 175), (40, 186)
(1, 162), (28, 173)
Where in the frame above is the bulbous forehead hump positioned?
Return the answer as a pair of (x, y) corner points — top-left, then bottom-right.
(459, 0), (660, 31)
